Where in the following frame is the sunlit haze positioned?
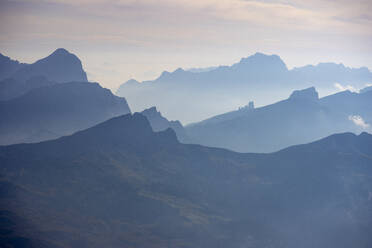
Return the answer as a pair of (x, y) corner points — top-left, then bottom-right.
(1, 0), (372, 90)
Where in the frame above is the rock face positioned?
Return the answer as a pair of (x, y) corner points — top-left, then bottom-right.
(0, 82), (131, 145)
(186, 87), (372, 153)
(141, 106), (189, 142)
(1, 113), (372, 248)
(0, 48), (88, 100)
(289, 87), (319, 101)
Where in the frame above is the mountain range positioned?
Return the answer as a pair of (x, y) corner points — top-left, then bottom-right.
(1, 48), (372, 248)
(186, 86), (372, 152)
(1, 113), (371, 248)
(117, 52), (372, 123)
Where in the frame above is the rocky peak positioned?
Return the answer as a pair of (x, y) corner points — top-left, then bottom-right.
(289, 87), (319, 101)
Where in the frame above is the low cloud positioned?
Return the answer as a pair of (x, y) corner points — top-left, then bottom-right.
(348, 115), (370, 129)
(334, 83), (357, 92)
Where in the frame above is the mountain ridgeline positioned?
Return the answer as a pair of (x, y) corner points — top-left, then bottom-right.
(117, 52), (372, 123)
(0, 49), (131, 145)
(0, 82), (131, 145)
(1, 48), (372, 248)
(186, 87), (372, 152)
(1, 113), (371, 248)
(140, 106), (189, 142)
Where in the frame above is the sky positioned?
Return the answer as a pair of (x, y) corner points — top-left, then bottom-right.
(0, 0), (372, 91)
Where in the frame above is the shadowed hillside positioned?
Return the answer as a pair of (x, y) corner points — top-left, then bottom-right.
(1, 113), (371, 248)
(0, 82), (131, 145)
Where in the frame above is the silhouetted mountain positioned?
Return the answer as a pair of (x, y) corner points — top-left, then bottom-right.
(140, 106), (189, 142)
(117, 53), (372, 123)
(0, 53), (26, 81)
(186, 87), (372, 152)
(1, 113), (371, 248)
(0, 49), (88, 101)
(0, 82), (130, 145)
(12, 48), (87, 83)
(288, 86), (319, 101)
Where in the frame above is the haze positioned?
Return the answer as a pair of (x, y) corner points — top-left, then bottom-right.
(1, 0), (372, 91)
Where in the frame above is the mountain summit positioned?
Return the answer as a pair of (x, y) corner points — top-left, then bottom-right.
(12, 48), (87, 83)
(235, 52), (288, 73)
(140, 107), (188, 142)
(0, 49), (89, 101)
(289, 87), (319, 101)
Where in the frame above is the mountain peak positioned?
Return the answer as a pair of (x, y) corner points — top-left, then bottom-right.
(236, 52), (288, 72)
(141, 106), (160, 117)
(289, 87), (319, 101)
(140, 107), (188, 142)
(65, 113), (179, 149)
(11, 48), (88, 83)
(51, 48), (70, 56)
(240, 52), (283, 63)
(174, 68), (185, 73)
(125, 79), (140, 85)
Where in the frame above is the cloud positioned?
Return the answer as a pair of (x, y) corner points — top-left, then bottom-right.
(348, 115), (370, 129)
(334, 83), (358, 92)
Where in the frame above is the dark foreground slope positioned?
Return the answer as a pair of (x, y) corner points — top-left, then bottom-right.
(0, 82), (131, 145)
(1, 114), (371, 248)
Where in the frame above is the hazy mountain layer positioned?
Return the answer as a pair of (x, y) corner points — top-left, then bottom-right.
(186, 87), (372, 152)
(1, 113), (371, 248)
(117, 53), (372, 123)
(0, 82), (130, 145)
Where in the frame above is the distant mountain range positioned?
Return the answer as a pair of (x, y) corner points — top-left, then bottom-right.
(117, 53), (372, 123)
(1, 113), (371, 248)
(0, 48), (87, 101)
(186, 87), (372, 152)
(0, 82), (130, 145)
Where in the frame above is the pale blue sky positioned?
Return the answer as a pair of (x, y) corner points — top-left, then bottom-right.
(1, 0), (371, 90)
